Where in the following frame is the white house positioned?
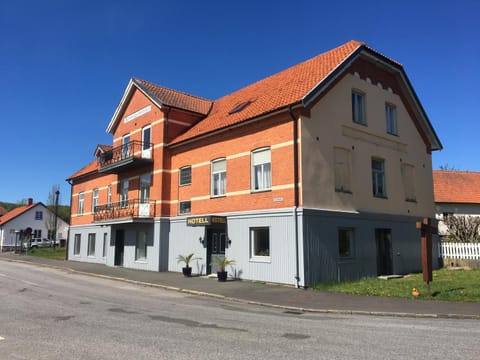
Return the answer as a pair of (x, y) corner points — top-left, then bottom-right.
(0, 199), (69, 251)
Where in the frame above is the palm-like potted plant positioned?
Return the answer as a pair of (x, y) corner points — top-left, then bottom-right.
(210, 256), (236, 282)
(177, 253), (199, 277)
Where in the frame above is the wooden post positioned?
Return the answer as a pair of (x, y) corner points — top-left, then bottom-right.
(416, 218), (438, 297)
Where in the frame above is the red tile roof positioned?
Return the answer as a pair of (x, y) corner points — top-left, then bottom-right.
(433, 170), (480, 204)
(0, 203), (37, 225)
(170, 40), (364, 144)
(66, 160), (99, 181)
(133, 78), (212, 115)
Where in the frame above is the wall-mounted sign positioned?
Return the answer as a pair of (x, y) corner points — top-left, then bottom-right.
(186, 216), (227, 227)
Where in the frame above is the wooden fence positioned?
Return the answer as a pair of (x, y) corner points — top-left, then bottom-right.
(439, 242), (480, 260)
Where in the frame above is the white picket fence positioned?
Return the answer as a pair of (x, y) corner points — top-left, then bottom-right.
(439, 242), (480, 260)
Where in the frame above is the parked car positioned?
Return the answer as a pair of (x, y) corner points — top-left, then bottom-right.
(29, 238), (51, 248)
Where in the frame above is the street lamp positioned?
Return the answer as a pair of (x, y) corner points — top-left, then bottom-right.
(53, 190), (59, 248)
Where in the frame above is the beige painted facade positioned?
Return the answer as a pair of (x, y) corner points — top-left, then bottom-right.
(301, 72), (435, 217)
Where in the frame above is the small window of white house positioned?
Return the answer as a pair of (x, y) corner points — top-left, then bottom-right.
(74, 234), (81, 256)
(401, 163), (416, 202)
(179, 200), (191, 215)
(92, 188), (99, 214)
(372, 158), (386, 198)
(251, 148), (271, 192)
(179, 166), (192, 186)
(250, 227), (270, 260)
(338, 228), (354, 258)
(87, 233), (96, 257)
(35, 211), (43, 220)
(334, 147), (352, 193)
(352, 91), (366, 125)
(386, 104), (397, 135)
(211, 158), (226, 197)
(136, 231), (147, 261)
(78, 192), (84, 215)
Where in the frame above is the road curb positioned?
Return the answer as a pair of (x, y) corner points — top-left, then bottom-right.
(2, 256), (479, 320)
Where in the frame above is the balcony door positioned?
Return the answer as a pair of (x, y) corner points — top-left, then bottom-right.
(139, 174), (151, 217)
(122, 134), (130, 159)
(142, 126), (151, 159)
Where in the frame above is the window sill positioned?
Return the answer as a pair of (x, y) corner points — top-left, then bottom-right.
(405, 198), (417, 203)
(373, 195), (388, 199)
(251, 189), (272, 194)
(87, 255), (96, 258)
(250, 256), (271, 263)
(210, 194), (226, 199)
(135, 259), (147, 263)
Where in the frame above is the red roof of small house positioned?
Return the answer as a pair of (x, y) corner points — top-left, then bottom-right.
(433, 170), (480, 204)
(0, 203), (38, 225)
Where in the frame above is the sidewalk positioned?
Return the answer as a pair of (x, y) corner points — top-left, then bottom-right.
(1, 253), (479, 320)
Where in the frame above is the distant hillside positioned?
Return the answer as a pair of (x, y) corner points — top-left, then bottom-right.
(0, 201), (70, 224)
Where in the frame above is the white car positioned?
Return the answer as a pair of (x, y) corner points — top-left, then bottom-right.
(29, 238), (51, 248)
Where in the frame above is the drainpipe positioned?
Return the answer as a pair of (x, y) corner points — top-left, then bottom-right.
(288, 105), (301, 288)
(66, 179), (73, 260)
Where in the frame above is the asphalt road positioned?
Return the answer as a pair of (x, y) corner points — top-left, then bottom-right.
(1, 261), (479, 360)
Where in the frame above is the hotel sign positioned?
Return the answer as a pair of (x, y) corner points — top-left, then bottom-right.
(186, 216), (227, 227)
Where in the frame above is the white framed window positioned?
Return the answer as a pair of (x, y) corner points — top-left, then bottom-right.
(250, 227), (270, 261)
(139, 174), (151, 203)
(372, 158), (386, 197)
(35, 211), (43, 220)
(78, 192), (84, 215)
(33, 229), (42, 238)
(352, 90), (366, 125)
(178, 200), (191, 215)
(74, 234), (81, 256)
(107, 185), (112, 207)
(135, 231), (148, 261)
(386, 104), (397, 135)
(103, 232), (108, 258)
(122, 134), (130, 159)
(338, 228), (354, 258)
(142, 126), (152, 159)
(92, 188), (99, 213)
(211, 158), (226, 197)
(87, 233), (96, 257)
(179, 166), (192, 186)
(251, 148), (271, 192)
(120, 180), (128, 208)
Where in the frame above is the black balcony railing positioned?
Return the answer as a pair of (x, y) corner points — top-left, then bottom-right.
(93, 199), (156, 222)
(98, 141), (153, 173)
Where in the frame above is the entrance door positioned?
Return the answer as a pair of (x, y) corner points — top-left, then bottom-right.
(376, 229), (393, 275)
(114, 230), (125, 266)
(206, 228), (226, 274)
(142, 126), (151, 159)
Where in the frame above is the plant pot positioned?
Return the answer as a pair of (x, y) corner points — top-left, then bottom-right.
(182, 267), (192, 277)
(217, 271), (228, 282)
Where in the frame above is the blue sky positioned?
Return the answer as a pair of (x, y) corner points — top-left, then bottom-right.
(1, 0), (478, 205)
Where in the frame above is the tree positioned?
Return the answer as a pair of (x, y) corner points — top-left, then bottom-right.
(443, 215), (480, 243)
(45, 185), (61, 241)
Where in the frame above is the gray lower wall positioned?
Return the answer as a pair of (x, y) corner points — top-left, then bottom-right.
(302, 208), (440, 285)
(68, 225), (110, 264)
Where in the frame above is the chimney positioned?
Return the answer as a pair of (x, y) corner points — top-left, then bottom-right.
(28, 198), (33, 205)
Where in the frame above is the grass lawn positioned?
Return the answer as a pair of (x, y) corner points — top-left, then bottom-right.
(314, 268), (480, 302)
(22, 247), (67, 260)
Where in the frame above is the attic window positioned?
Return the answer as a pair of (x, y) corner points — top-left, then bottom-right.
(229, 100), (253, 114)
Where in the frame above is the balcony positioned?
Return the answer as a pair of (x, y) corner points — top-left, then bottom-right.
(93, 199), (156, 223)
(98, 141), (153, 173)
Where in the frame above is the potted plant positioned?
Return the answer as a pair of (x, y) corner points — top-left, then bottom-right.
(210, 256), (236, 282)
(176, 253), (199, 277)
